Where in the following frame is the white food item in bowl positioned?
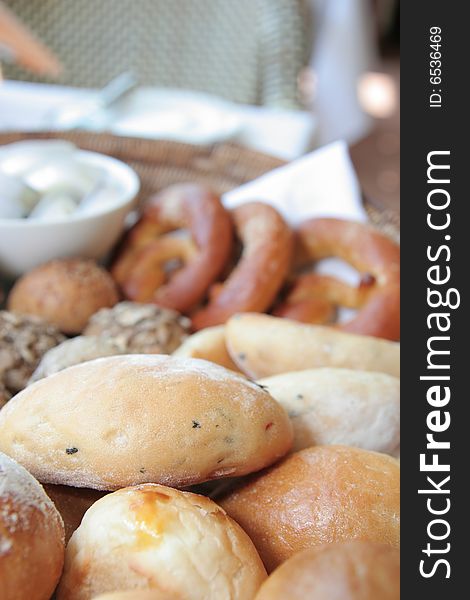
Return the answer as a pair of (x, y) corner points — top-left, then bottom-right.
(0, 143), (140, 277)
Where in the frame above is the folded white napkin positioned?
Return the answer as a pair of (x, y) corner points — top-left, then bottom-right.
(223, 140), (367, 226)
(223, 140), (368, 302)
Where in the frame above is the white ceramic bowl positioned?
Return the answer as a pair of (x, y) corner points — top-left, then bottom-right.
(0, 151), (140, 278)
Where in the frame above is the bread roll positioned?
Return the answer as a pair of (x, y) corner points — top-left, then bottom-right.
(8, 258), (119, 334)
(254, 542), (400, 600)
(57, 483), (267, 600)
(258, 368), (400, 455)
(173, 325), (241, 372)
(0, 355), (292, 490)
(0, 451), (65, 600)
(220, 445), (400, 571)
(226, 313), (400, 378)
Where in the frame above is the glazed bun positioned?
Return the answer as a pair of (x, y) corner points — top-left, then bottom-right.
(258, 368), (400, 455)
(254, 542), (400, 600)
(0, 355), (292, 490)
(220, 445), (400, 571)
(8, 258), (119, 334)
(0, 452), (65, 600)
(57, 483), (267, 600)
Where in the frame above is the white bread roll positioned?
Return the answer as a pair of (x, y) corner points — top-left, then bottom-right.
(226, 313), (400, 378)
(0, 355), (292, 491)
(258, 368), (400, 455)
(0, 452), (65, 600)
(57, 484), (267, 600)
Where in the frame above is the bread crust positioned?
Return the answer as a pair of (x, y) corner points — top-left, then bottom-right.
(57, 483), (267, 600)
(254, 542), (400, 600)
(0, 452), (65, 600)
(0, 355), (292, 490)
(226, 313), (400, 378)
(220, 445), (400, 571)
(8, 258), (119, 334)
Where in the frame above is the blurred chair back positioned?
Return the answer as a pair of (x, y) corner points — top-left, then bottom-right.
(3, 0), (310, 108)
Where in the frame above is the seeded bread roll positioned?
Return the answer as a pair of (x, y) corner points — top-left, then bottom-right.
(83, 302), (191, 354)
(254, 542), (400, 600)
(226, 313), (400, 379)
(0, 452), (65, 600)
(173, 325), (242, 373)
(57, 484), (267, 600)
(8, 258), (119, 334)
(220, 445), (400, 572)
(0, 355), (292, 491)
(258, 369), (400, 455)
(0, 311), (65, 400)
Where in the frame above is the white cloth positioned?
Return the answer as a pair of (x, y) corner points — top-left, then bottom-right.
(0, 81), (315, 161)
(224, 140), (367, 295)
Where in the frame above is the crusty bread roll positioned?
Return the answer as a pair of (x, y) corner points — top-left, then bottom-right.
(254, 542), (400, 600)
(57, 483), (267, 600)
(226, 313), (400, 378)
(8, 258), (119, 334)
(0, 451), (65, 600)
(220, 445), (400, 571)
(0, 355), (292, 491)
(173, 325), (242, 372)
(258, 368), (400, 455)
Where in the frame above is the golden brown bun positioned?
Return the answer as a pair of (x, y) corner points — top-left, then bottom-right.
(258, 368), (400, 455)
(220, 445), (400, 572)
(0, 354), (292, 490)
(57, 483), (267, 600)
(8, 258), (119, 334)
(172, 325), (242, 373)
(226, 313), (400, 379)
(93, 592), (179, 600)
(255, 542), (400, 600)
(43, 484), (107, 543)
(0, 451), (65, 600)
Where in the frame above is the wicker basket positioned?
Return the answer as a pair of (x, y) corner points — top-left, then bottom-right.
(0, 131), (400, 239)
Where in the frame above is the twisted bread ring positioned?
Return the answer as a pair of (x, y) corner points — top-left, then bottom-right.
(112, 184), (233, 313)
(192, 202), (293, 330)
(274, 219), (400, 340)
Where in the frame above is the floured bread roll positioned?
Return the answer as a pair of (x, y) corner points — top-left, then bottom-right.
(0, 355), (292, 490)
(29, 336), (125, 383)
(254, 542), (400, 600)
(258, 369), (400, 455)
(226, 313), (400, 378)
(220, 445), (400, 571)
(0, 452), (65, 600)
(57, 484), (267, 600)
